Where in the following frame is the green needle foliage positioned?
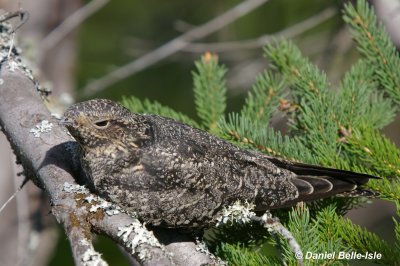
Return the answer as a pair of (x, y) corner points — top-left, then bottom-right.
(215, 242), (281, 266)
(193, 52), (227, 132)
(264, 40), (340, 167)
(121, 95), (200, 128)
(240, 71), (283, 127)
(282, 206), (350, 266)
(318, 208), (398, 265)
(122, 0), (400, 264)
(343, 0), (400, 104)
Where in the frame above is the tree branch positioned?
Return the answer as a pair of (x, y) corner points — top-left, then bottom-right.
(39, 0), (110, 54)
(123, 7), (336, 55)
(182, 7), (336, 52)
(81, 0), (269, 97)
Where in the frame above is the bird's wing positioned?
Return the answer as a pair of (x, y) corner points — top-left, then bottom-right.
(143, 114), (378, 206)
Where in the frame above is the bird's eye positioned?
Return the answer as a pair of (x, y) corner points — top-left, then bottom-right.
(94, 120), (110, 128)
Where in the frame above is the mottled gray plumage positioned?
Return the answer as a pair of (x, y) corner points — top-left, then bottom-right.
(62, 99), (375, 229)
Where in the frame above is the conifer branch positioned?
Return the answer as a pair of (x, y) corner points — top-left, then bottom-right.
(121, 96), (200, 128)
(343, 0), (400, 104)
(240, 71), (283, 127)
(319, 207), (398, 265)
(265, 40), (340, 166)
(337, 59), (395, 130)
(345, 128), (400, 178)
(193, 52), (227, 131)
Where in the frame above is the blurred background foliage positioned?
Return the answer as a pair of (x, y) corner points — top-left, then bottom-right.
(77, 0), (341, 119)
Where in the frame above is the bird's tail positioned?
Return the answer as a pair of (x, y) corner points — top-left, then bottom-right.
(267, 156), (379, 203)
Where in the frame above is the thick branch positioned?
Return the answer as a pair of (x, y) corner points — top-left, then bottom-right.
(0, 66), (100, 265)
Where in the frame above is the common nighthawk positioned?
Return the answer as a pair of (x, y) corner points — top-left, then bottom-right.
(61, 99), (376, 229)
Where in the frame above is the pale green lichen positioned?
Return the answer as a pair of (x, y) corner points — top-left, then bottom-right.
(216, 200), (256, 226)
(0, 11), (49, 96)
(80, 239), (108, 266)
(85, 195), (122, 216)
(29, 120), (53, 138)
(117, 220), (166, 261)
(63, 182), (122, 216)
(63, 182), (89, 194)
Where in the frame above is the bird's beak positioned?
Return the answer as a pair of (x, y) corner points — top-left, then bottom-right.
(59, 117), (74, 127)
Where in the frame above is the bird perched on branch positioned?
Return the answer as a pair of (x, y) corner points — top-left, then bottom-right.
(61, 99), (377, 229)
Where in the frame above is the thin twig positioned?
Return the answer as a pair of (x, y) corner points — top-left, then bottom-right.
(81, 0), (269, 97)
(7, 32), (15, 59)
(0, 11), (29, 59)
(124, 7), (336, 56)
(0, 177), (28, 214)
(0, 11), (29, 33)
(251, 212), (303, 266)
(40, 0), (109, 53)
(183, 7), (337, 52)
(13, 163), (30, 264)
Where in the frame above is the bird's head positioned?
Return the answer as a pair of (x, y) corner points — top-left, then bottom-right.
(61, 99), (152, 151)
